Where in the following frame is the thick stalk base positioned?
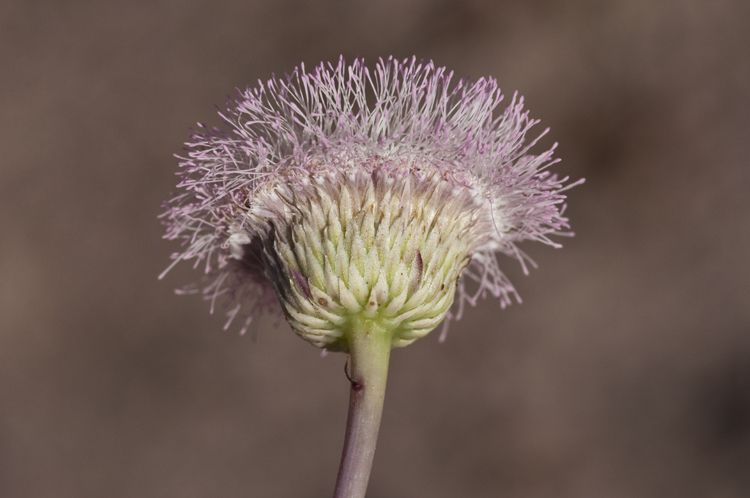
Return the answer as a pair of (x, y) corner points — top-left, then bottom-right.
(333, 318), (392, 498)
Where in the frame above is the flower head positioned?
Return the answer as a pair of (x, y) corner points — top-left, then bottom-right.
(161, 56), (579, 351)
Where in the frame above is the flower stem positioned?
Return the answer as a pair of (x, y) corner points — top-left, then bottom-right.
(333, 318), (393, 498)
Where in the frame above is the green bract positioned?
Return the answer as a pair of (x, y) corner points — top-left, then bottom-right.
(238, 166), (486, 351)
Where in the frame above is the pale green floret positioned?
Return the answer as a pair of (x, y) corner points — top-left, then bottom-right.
(237, 162), (492, 352)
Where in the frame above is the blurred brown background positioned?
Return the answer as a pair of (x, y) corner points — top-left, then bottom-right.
(1, 1), (749, 497)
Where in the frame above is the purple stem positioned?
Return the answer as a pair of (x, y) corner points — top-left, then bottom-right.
(333, 322), (392, 498)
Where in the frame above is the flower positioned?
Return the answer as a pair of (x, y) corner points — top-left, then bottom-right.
(161, 56), (580, 351)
